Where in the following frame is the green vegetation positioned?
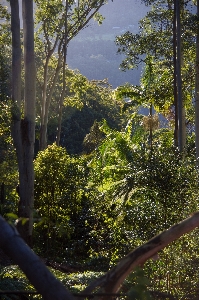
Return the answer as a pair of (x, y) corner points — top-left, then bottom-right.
(0, 264), (152, 299)
(1, 0), (199, 299)
(32, 129), (199, 297)
(0, 265), (104, 298)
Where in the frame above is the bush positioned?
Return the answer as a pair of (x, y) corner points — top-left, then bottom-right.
(34, 144), (94, 260)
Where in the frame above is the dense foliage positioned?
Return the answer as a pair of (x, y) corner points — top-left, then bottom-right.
(1, 0), (199, 299)
(0, 5), (11, 102)
(56, 77), (125, 154)
(32, 120), (199, 297)
(115, 0), (196, 121)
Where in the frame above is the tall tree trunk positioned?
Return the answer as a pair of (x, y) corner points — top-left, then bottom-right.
(173, 0), (178, 146)
(10, 0), (22, 164)
(10, 0), (36, 246)
(149, 104), (153, 151)
(40, 55), (50, 148)
(38, 2), (106, 150)
(39, 35), (59, 151)
(56, 0), (68, 146)
(10, 0), (21, 107)
(176, 0), (186, 152)
(56, 71), (65, 147)
(40, 53), (62, 150)
(195, 0), (199, 161)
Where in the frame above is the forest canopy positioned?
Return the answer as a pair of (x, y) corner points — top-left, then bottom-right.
(0, 0), (199, 299)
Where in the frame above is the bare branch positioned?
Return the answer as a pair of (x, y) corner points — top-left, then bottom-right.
(82, 212), (199, 298)
(1, 213), (199, 300)
(0, 216), (74, 300)
(67, 4), (104, 43)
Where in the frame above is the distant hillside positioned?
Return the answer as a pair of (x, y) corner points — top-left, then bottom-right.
(2, 0), (148, 88)
(67, 0), (149, 88)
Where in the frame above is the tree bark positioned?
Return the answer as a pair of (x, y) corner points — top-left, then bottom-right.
(0, 212), (199, 300)
(1, 213), (199, 299)
(10, 0), (21, 107)
(0, 216), (74, 300)
(40, 52), (62, 150)
(56, 0), (68, 146)
(176, 0), (186, 152)
(39, 32), (59, 150)
(81, 212), (199, 299)
(38, 1), (107, 150)
(173, 0), (178, 146)
(10, 0), (36, 246)
(10, 0), (22, 168)
(195, 0), (199, 161)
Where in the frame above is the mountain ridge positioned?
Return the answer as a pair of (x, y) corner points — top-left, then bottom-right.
(67, 0), (149, 88)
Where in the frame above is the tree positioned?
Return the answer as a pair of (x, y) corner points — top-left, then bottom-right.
(48, 74), (123, 154)
(86, 121), (197, 260)
(195, 0), (199, 161)
(115, 0), (196, 149)
(175, 0), (186, 152)
(10, 0), (36, 246)
(34, 144), (92, 258)
(56, 0), (68, 146)
(0, 6), (11, 102)
(34, 0), (111, 150)
(1, 212), (199, 299)
(83, 120), (105, 154)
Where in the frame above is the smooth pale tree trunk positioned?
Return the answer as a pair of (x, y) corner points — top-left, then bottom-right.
(173, 0), (178, 146)
(149, 104), (153, 150)
(40, 55), (50, 148)
(56, 0), (68, 146)
(39, 33), (59, 150)
(56, 85), (65, 146)
(195, 0), (199, 161)
(56, 63), (66, 147)
(40, 53), (62, 150)
(10, 0), (36, 246)
(39, 2), (106, 150)
(10, 0), (22, 162)
(1, 212), (199, 299)
(176, 0), (186, 152)
(10, 0), (21, 107)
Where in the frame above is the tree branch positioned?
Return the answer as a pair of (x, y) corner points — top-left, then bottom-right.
(82, 212), (199, 298)
(67, 4), (104, 43)
(0, 216), (74, 300)
(1, 213), (199, 300)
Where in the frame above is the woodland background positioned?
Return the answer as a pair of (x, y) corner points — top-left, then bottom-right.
(0, 0), (199, 299)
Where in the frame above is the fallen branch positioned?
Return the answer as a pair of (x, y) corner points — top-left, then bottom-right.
(82, 212), (199, 299)
(0, 216), (74, 300)
(1, 213), (199, 300)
